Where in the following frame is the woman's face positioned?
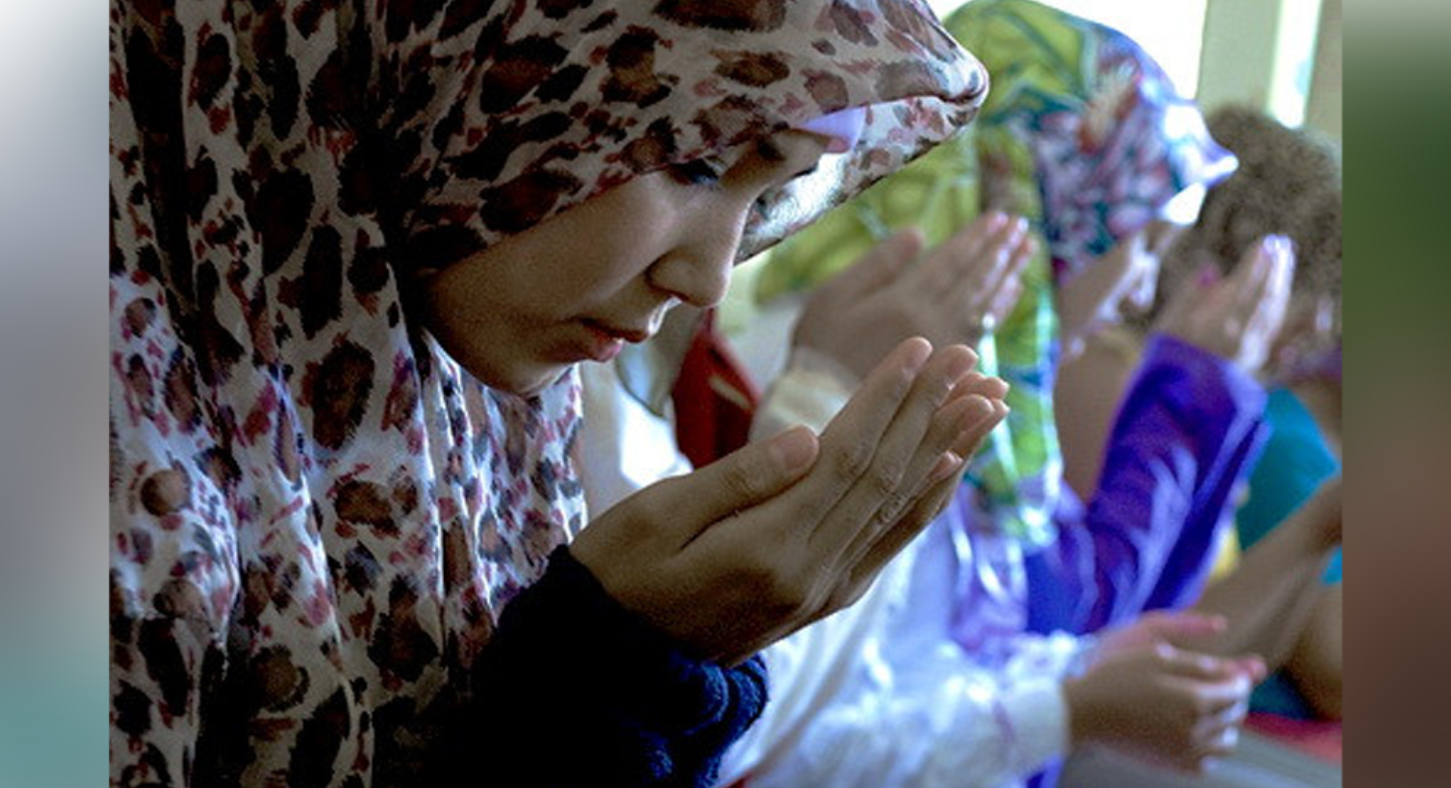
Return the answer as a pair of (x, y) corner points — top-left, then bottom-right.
(419, 130), (828, 395)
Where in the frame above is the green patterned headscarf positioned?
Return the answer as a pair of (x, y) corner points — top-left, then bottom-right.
(757, 0), (1235, 546)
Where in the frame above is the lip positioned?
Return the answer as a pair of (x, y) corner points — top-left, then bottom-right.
(578, 320), (654, 363)
(585, 319), (653, 345)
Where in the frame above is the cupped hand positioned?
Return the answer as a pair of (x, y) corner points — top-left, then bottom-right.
(1056, 220), (1180, 359)
(570, 338), (1009, 666)
(1156, 234), (1296, 374)
(791, 211), (1035, 382)
(1065, 642), (1261, 773)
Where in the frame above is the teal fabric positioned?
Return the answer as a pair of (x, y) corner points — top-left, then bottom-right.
(1237, 387), (1340, 719)
(1237, 388), (1342, 583)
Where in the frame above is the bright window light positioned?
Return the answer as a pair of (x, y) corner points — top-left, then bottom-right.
(929, 0), (1209, 98)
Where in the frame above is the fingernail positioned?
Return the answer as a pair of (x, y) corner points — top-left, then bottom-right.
(769, 426), (817, 472)
(1011, 216), (1029, 239)
(1197, 264), (1219, 287)
(927, 450), (965, 485)
(1263, 234), (1295, 265)
(945, 346), (978, 387)
(902, 338), (932, 374)
(959, 395), (998, 432)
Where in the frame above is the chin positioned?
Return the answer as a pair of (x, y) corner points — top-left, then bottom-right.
(434, 335), (571, 397)
(490, 363), (574, 398)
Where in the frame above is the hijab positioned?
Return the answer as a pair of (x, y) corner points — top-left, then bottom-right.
(109, 1), (986, 784)
(755, 0), (1234, 546)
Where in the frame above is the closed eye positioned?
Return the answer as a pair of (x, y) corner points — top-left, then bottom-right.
(668, 158), (726, 187)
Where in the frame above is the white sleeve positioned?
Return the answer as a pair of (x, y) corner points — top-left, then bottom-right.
(724, 510), (1091, 788)
(581, 341), (1088, 788)
(749, 346), (860, 441)
(575, 361), (694, 516)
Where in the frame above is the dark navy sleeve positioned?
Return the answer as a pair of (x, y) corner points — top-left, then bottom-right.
(445, 545), (768, 788)
(1025, 334), (1269, 635)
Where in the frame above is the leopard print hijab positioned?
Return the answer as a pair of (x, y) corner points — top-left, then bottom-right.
(109, 1), (986, 785)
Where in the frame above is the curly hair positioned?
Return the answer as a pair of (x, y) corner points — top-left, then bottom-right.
(1157, 106), (1343, 329)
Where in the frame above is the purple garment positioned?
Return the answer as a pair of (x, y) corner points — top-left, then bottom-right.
(942, 335), (1265, 788)
(1020, 334), (1267, 637)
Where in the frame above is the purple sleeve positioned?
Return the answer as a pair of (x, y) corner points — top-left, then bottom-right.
(1025, 335), (1268, 635)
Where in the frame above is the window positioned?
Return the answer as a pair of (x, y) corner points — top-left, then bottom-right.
(929, 0), (1209, 98)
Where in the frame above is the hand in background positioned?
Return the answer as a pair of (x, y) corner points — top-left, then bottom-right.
(1056, 220), (1181, 360)
(792, 211), (1034, 382)
(1156, 234), (1296, 374)
(571, 338), (1010, 666)
(1065, 638), (1262, 773)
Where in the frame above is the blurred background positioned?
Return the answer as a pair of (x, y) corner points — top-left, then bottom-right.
(932, 0), (1343, 141)
(0, 2), (1360, 787)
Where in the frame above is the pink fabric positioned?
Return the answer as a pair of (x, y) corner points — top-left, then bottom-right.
(1246, 712), (1344, 764)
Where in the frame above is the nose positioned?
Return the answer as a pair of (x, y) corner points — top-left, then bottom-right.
(647, 202), (747, 308)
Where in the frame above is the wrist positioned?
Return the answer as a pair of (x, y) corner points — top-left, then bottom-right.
(752, 346), (859, 439)
(787, 344), (865, 390)
(1060, 675), (1100, 749)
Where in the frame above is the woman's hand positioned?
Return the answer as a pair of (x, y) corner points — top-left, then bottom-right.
(1055, 220), (1180, 360)
(1065, 640), (1262, 773)
(570, 338), (1009, 665)
(791, 212), (1034, 382)
(1156, 234), (1296, 374)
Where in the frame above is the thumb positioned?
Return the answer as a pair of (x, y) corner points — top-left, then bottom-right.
(659, 425), (819, 542)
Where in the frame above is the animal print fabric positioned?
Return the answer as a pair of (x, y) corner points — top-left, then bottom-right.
(109, 0), (986, 785)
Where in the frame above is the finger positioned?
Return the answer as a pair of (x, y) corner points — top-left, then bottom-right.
(1229, 236), (1281, 318)
(988, 235), (1035, 324)
(850, 395), (1008, 574)
(1228, 655), (1268, 683)
(1250, 235), (1296, 338)
(1201, 695), (1252, 736)
(941, 214), (1026, 312)
(749, 338), (935, 535)
(843, 462), (960, 595)
(652, 424), (821, 545)
(955, 371), (1010, 402)
(1193, 676), (1254, 722)
(1136, 609), (1228, 645)
(807, 344), (979, 558)
(979, 217), (1032, 299)
(911, 211), (1010, 294)
(1153, 644), (1252, 683)
(833, 391), (990, 567)
(819, 228), (925, 305)
(1195, 722), (1242, 760)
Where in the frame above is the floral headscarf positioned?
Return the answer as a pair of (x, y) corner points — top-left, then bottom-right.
(110, 0), (986, 785)
(756, 0), (1234, 546)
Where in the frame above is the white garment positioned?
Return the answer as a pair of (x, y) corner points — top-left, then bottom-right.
(576, 354), (1091, 788)
(577, 360), (695, 515)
